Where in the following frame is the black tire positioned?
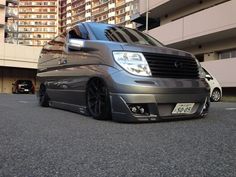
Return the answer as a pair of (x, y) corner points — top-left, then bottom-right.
(86, 78), (111, 120)
(211, 88), (221, 102)
(39, 85), (50, 107)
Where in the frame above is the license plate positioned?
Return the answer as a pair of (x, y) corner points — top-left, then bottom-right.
(24, 89), (29, 92)
(172, 103), (195, 114)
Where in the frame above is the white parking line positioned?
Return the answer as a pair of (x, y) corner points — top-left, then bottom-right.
(225, 108), (236, 111)
(18, 101), (29, 104)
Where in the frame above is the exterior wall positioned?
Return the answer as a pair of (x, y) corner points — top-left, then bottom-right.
(0, 27), (4, 43)
(184, 37), (236, 56)
(0, 43), (41, 93)
(0, 66), (37, 93)
(0, 0), (6, 5)
(0, 43), (42, 69)
(160, 0), (226, 25)
(0, 6), (5, 25)
(149, 0), (236, 45)
(201, 58), (236, 87)
(138, 0), (169, 15)
(0, 0), (5, 43)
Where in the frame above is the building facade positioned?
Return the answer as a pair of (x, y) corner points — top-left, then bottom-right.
(0, 0), (18, 43)
(132, 0), (236, 87)
(17, 0), (58, 46)
(0, 0), (41, 93)
(58, 0), (136, 34)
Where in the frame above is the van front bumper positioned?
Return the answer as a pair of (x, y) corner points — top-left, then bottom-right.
(110, 92), (210, 122)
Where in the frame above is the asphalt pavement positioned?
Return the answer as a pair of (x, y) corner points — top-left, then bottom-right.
(0, 94), (235, 177)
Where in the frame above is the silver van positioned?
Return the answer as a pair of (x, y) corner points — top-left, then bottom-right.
(37, 22), (210, 122)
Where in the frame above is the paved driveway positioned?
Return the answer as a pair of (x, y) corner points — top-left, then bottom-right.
(0, 94), (235, 177)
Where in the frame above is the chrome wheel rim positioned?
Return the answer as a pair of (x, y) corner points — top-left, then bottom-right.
(212, 90), (220, 102)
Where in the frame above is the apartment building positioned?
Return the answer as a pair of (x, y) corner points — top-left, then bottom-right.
(0, 0), (41, 93)
(59, 0), (136, 34)
(0, 0), (18, 43)
(17, 0), (58, 46)
(132, 0), (236, 87)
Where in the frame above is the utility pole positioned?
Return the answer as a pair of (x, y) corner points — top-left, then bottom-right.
(145, 0), (149, 33)
(16, 0), (19, 44)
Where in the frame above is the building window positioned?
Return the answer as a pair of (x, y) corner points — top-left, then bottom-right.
(219, 49), (236, 59)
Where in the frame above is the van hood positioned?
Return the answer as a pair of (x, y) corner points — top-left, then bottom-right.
(120, 43), (193, 58)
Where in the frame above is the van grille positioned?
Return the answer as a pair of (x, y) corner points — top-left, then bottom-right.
(143, 53), (199, 79)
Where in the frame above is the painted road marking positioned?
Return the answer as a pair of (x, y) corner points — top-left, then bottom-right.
(225, 108), (236, 111)
(18, 101), (29, 104)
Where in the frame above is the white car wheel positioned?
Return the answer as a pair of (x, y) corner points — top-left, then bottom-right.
(211, 89), (221, 102)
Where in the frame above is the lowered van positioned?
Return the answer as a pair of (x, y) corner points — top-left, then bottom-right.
(37, 22), (210, 122)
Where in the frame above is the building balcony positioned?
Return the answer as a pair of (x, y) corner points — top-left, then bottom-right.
(133, 0), (198, 25)
(92, 0), (108, 9)
(5, 37), (17, 44)
(116, 0), (125, 8)
(0, 0), (5, 7)
(149, 1), (236, 48)
(108, 3), (115, 9)
(5, 7), (18, 18)
(138, 0), (196, 16)
(92, 7), (108, 16)
(5, 23), (17, 32)
(6, 0), (18, 5)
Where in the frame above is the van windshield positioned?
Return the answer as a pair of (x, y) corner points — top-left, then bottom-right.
(87, 23), (162, 47)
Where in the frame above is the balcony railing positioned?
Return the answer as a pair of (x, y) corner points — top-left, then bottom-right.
(6, 7), (18, 18)
(6, 0), (19, 5)
(92, 0), (109, 9)
(5, 37), (17, 44)
(5, 23), (17, 32)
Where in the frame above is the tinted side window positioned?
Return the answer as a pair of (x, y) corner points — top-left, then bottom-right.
(68, 25), (89, 40)
(87, 23), (162, 46)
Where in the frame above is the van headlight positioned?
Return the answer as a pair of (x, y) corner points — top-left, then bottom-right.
(113, 52), (152, 76)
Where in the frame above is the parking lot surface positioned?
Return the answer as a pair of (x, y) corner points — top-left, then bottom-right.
(0, 94), (235, 177)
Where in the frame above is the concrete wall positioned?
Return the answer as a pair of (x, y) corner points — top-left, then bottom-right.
(0, 66), (37, 93)
(160, 0), (226, 25)
(184, 37), (236, 56)
(0, 43), (42, 69)
(0, 27), (4, 43)
(139, 0), (169, 14)
(149, 0), (236, 45)
(0, 0), (5, 6)
(0, 43), (41, 93)
(201, 58), (236, 87)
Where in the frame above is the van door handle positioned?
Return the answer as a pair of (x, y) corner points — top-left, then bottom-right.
(58, 59), (67, 65)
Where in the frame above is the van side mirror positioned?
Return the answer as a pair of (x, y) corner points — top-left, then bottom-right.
(67, 39), (85, 51)
(205, 74), (213, 80)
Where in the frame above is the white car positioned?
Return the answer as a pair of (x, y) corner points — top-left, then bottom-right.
(203, 68), (222, 102)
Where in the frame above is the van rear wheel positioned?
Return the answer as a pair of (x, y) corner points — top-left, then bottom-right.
(39, 85), (50, 107)
(87, 78), (111, 120)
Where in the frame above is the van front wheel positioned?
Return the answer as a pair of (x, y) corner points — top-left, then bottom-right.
(87, 78), (111, 120)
